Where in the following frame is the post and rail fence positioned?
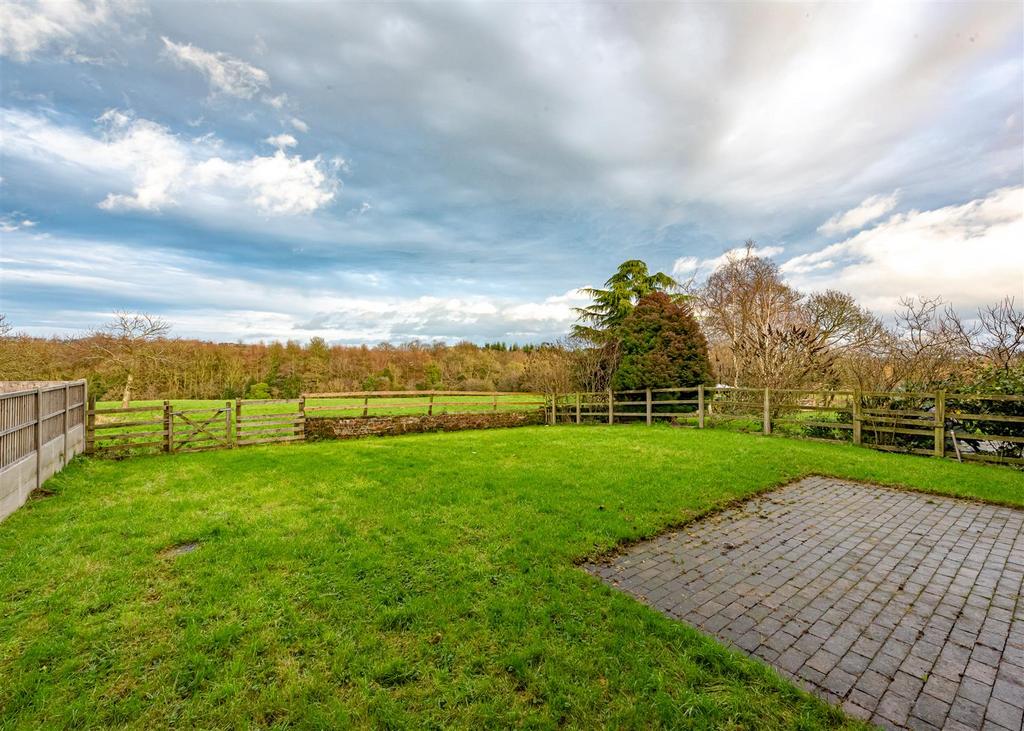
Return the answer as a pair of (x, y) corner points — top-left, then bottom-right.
(79, 386), (1024, 467)
(83, 390), (546, 457)
(551, 385), (1024, 467)
(3, 382), (1021, 521)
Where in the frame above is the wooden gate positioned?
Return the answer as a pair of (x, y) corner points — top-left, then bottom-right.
(235, 398), (305, 446)
(171, 404), (232, 453)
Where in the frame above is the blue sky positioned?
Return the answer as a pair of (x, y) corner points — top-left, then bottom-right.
(1, 1), (1022, 344)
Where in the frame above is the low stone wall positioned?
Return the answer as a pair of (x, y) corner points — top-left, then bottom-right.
(306, 410), (546, 440)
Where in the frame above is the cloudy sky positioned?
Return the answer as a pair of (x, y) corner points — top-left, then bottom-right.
(1, 1), (1022, 344)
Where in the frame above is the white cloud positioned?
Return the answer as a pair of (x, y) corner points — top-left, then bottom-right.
(290, 117), (309, 133)
(161, 36), (270, 99)
(673, 245), (785, 277)
(0, 214), (36, 232)
(783, 186), (1024, 311)
(1, 234), (591, 342)
(0, 0), (134, 62)
(195, 151), (336, 215)
(2, 108), (339, 216)
(263, 93), (287, 109)
(818, 191), (900, 236)
(265, 133), (297, 149)
(671, 256), (699, 275)
(95, 109), (189, 211)
(502, 288), (590, 322)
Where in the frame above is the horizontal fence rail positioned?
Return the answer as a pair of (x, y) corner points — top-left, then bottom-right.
(553, 386), (1024, 467)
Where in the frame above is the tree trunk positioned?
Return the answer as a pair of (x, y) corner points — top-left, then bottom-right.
(121, 373), (133, 408)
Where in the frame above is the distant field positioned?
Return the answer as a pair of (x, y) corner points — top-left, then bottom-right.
(95, 394), (543, 420)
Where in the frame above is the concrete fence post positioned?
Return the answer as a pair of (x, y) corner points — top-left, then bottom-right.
(34, 388), (42, 489)
(62, 383), (70, 468)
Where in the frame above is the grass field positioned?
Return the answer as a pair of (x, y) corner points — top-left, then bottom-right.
(2, 425), (1022, 728)
(95, 394), (544, 419)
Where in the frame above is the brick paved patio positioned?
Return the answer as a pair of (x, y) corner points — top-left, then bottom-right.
(584, 476), (1024, 730)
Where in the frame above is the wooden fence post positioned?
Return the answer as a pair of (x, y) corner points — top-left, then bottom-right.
(86, 394), (96, 454)
(225, 401), (232, 447)
(575, 392), (581, 424)
(492, 393), (498, 412)
(428, 393), (434, 416)
(163, 400), (172, 453)
(362, 395), (368, 417)
(763, 388), (771, 435)
(697, 384), (705, 429)
(298, 396), (306, 441)
(607, 388), (614, 425)
(852, 391), (862, 446)
(550, 394), (557, 425)
(934, 389), (945, 458)
(646, 388), (653, 425)
(234, 399), (242, 447)
(34, 387), (42, 489)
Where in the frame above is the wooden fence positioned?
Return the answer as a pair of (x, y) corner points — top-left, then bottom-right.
(553, 386), (1024, 466)
(86, 398), (306, 456)
(1, 380), (87, 521)
(85, 391), (545, 456)
(302, 390), (546, 417)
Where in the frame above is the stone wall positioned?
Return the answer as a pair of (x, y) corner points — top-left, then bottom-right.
(306, 409), (546, 440)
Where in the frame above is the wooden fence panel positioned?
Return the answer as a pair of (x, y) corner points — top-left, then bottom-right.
(1, 380), (87, 521)
(235, 398), (305, 446)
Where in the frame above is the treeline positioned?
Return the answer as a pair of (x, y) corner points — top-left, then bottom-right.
(0, 320), (552, 401)
(2, 246), (1021, 403)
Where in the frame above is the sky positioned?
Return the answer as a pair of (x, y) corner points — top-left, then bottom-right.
(1, 0), (1022, 345)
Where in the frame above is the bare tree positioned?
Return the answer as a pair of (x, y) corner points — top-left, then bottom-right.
(884, 296), (961, 389)
(521, 343), (575, 398)
(90, 312), (171, 406)
(564, 334), (618, 394)
(697, 242), (809, 388)
(942, 296), (1024, 372)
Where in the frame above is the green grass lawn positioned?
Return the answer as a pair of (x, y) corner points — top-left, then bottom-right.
(2, 426), (1022, 729)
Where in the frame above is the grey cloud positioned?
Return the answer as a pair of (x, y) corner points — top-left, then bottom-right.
(129, 1), (1024, 264)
